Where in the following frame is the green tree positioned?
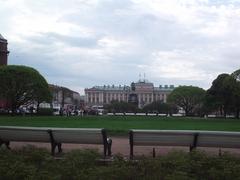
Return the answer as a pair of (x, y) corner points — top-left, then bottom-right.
(0, 65), (52, 113)
(232, 69), (240, 81)
(206, 73), (239, 118)
(231, 69), (240, 118)
(104, 100), (137, 113)
(142, 101), (177, 114)
(167, 86), (205, 116)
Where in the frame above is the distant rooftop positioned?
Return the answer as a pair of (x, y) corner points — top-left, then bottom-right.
(135, 79), (154, 86)
(86, 83), (175, 91)
(154, 85), (175, 91)
(0, 34), (5, 39)
(0, 34), (7, 43)
(136, 78), (151, 83)
(91, 85), (130, 91)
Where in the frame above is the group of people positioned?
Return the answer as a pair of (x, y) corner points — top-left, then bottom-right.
(59, 108), (84, 116)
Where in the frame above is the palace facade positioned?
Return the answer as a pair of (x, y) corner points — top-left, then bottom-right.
(85, 79), (175, 108)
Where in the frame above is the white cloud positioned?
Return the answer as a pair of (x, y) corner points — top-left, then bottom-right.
(145, 50), (213, 80)
(1, 0), (240, 94)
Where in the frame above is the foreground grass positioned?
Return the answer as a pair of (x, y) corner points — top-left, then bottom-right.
(1, 146), (240, 180)
(0, 115), (240, 135)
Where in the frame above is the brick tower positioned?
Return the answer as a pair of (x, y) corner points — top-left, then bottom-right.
(0, 34), (9, 65)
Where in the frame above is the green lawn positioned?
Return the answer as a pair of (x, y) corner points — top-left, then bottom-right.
(0, 115), (240, 135)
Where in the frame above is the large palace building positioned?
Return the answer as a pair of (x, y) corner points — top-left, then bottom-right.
(0, 34), (9, 65)
(85, 79), (175, 108)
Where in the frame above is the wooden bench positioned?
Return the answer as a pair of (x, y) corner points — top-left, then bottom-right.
(0, 126), (112, 156)
(129, 129), (240, 158)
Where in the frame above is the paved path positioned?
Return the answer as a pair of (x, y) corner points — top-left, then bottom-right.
(8, 136), (240, 157)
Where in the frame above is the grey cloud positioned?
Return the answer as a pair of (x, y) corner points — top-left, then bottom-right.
(2, 0), (240, 93)
(27, 32), (98, 48)
(58, 1), (207, 52)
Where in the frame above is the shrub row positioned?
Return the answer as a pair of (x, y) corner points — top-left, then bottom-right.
(1, 146), (240, 179)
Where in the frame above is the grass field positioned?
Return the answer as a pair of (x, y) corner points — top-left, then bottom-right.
(0, 115), (240, 135)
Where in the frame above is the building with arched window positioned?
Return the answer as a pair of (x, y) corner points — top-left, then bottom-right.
(85, 79), (175, 108)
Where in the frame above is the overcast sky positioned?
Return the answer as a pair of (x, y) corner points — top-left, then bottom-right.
(1, 0), (240, 94)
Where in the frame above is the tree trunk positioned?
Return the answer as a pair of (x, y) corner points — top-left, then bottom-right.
(11, 107), (15, 116)
(37, 101), (40, 113)
(185, 109), (189, 116)
(220, 106), (223, 116)
(236, 108), (240, 119)
(223, 106), (227, 118)
(11, 104), (17, 116)
(61, 89), (65, 109)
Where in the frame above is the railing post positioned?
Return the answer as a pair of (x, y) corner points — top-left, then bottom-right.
(101, 129), (108, 157)
(0, 139), (10, 149)
(47, 129), (61, 155)
(107, 138), (112, 156)
(129, 130), (134, 159)
(190, 133), (199, 152)
(153, 148), (156, 158)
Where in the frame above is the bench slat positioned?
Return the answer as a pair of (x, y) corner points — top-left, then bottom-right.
(133, 135), (194, 146)
(130, 129), (240, 158)
(52, 129), (103, 144)
(198, 133), (240, 148)
(0, 127), (50, 142)
(132, 130), (195, 146)
(0, 126), (111, 157)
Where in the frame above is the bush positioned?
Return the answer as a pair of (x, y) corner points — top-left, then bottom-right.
(59, 149), (101, 179)
(0, 145), (59, 180)
(1, 147), (240, 179)
(37, 108), (53, 116)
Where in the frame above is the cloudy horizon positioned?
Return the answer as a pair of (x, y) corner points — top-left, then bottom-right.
(1, 0), (240, 95)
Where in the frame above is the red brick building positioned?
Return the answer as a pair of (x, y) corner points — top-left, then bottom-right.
(0, 34), (9, 109)
(0, 34), (9, 65)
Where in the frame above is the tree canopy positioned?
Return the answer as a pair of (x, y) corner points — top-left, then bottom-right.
(167, 86), (205, 116)
(232, 69), (240, 81)
(206, 72), (240, 118)
(104, 100), (137, 113)
(142, 100), (177, 114)
(232, 69), (240, 118)
(0, 65), (52, 112)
